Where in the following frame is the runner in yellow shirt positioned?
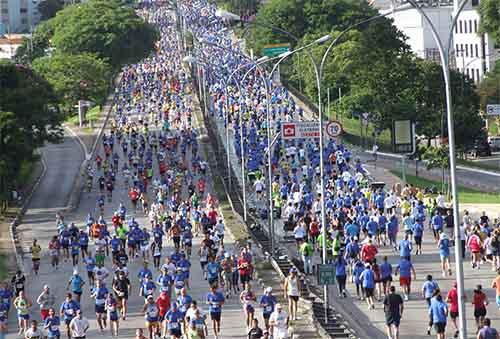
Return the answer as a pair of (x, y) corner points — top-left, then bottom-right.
(30, 239), (42, 275)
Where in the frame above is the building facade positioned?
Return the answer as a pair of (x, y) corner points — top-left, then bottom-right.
(0, 0), (40, 34)
(372, 0), (498, 82)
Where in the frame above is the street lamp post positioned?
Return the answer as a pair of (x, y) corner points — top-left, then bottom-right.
(390, 0), (470, 337)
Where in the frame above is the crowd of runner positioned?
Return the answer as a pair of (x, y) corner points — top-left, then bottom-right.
(1, 0), (500, 339)
(180, 1), (500, 339)
(0, 2), (294, 339)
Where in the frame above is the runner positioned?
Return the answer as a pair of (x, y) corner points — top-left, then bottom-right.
(13, 290), (32, 335)
(30, 239), (42, 275)
(36, 285), (55, 321)
(283, 268), (300, 320)
(206, 284), (224, 339)
(43, 308), (61, 339)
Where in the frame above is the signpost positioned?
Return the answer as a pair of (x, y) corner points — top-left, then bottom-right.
(317, 264), (336, 285)
(486, 104), (500, 116)
(326, 121), (343, 138)
(392, 119), (416, 184)
(262, 43), (291, 57)
(281, 121), (320, 140)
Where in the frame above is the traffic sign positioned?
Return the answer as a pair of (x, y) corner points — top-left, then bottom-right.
(263, 43), (291, 57)
(281, 121), (320, 140)
(486, 104), (500, 116)
(326, 121), (343, 137)
(317, 264), (336, 285)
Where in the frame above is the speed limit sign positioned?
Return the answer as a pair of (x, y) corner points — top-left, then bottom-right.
(326, 121), (343, 138)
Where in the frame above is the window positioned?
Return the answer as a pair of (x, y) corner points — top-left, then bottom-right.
(471, 69), (475, 81)
(470, 44), (474, 56)
(469, 20), (473, 33)
(472, 0), (479, 6)
(475, 44), (479, 57)
(460, 44), (464, 55)
(456, 44), (459, 53)
(476, 69), (480, 80)
(474, 20), (478, 33)
(465, 44), (469, 57)
(459, 20), (463, 33)
(20, 8), (27, 13)
(455, 23), (458, 34)
(466, 68), (470, 77)
(21, 17), (28, 24)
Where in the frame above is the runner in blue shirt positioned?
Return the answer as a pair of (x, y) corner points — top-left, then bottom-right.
(412, 220), (424, 255)
(259, 287), (276, 331)
(206, 257), (221, 286)
(59, 293), (80, 338)
(334, 255), (348, 298)
(429, 294), (448, 339)
(421, 275), (440, 336)
(66, 270), (85, 303)
(380, 256), (393, 296)
(140, 276), (156, 300)
(43, 308), (61, 339)
(437, 232), (452, 277)
(431, 211), (444, 241)
(137, 262), (153, 284)
(206, 285), (225, 338)
(164, 302), (183, 339)
(398, 235), (413, 260)
(360, 264), (375, 309)
(395, 258), (416, 301)
(84, 256), (96, 287)
(90, 280), (109, 332)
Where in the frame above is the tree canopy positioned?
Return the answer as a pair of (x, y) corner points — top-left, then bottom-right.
(247, 0), (484, 150)
(0, 61), (63, 199)
(32, 53), (112, 112)
(479, 0), (500, 46)
(17, 0), (158, 68)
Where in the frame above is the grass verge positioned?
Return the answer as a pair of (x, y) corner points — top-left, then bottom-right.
(390, 169), (500, 204)
(66, 105), (101, 127)
(0, 255), (7, 280)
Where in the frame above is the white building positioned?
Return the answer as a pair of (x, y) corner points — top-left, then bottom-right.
(372, 0), (499, 82)
(0, 33), (25, 59)
(0, 0), (40, 34)
(452, 0), (498, 83)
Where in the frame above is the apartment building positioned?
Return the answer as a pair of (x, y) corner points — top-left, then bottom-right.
(372, 0), (498, 82)
(0, 0), (40, 34)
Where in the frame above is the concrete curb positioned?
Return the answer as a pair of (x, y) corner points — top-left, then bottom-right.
(9, 151), (47, 274)
(64, 77), (121, 213)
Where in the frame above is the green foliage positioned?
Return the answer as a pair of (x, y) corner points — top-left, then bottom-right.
(17, 0), (158, 68)
(0, 61), (63, 148)
(32, 53), (111, 113)
(38, 0), (65, 21)
(50, 0), (158, 68)
(0, 61), (63, 201)
(479, 0), (500, 46)
(15, 21), (55, 64)
(478, 65), (500, 110)
(422, 146), (450, 171)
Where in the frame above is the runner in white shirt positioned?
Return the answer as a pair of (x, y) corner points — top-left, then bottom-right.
(269, 304), (289, 339)
(24, 320), (43, 339)
(69, 310), (89, 339)
(254, 179), (264, 200)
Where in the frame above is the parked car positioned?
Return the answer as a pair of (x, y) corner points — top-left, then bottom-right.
(488, 136), (500, 151)
(467, 140), (492, 158)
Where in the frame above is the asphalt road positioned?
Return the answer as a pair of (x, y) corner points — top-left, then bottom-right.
(358, 150), (500, 193)
(4, 85), (251, 339)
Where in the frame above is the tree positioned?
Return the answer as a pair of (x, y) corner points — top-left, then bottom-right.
(15, 20), (54, 64)
(38, 0), (65, 21)
(0, 60), (63, 149)
(32, 53), (112, 113)
(48, 0), (158, 68)
(479, 0), (500, 46)
(0, 61), (63, 201)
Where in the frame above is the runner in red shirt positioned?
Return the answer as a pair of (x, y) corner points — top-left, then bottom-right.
(446, 282), (462, 338)
(361, 239), (378, 263)
(237, 254), (252, 290)
(471, 284), (489, 331)
(207, 208), (218, 227)
(156, 291), (170, 321)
